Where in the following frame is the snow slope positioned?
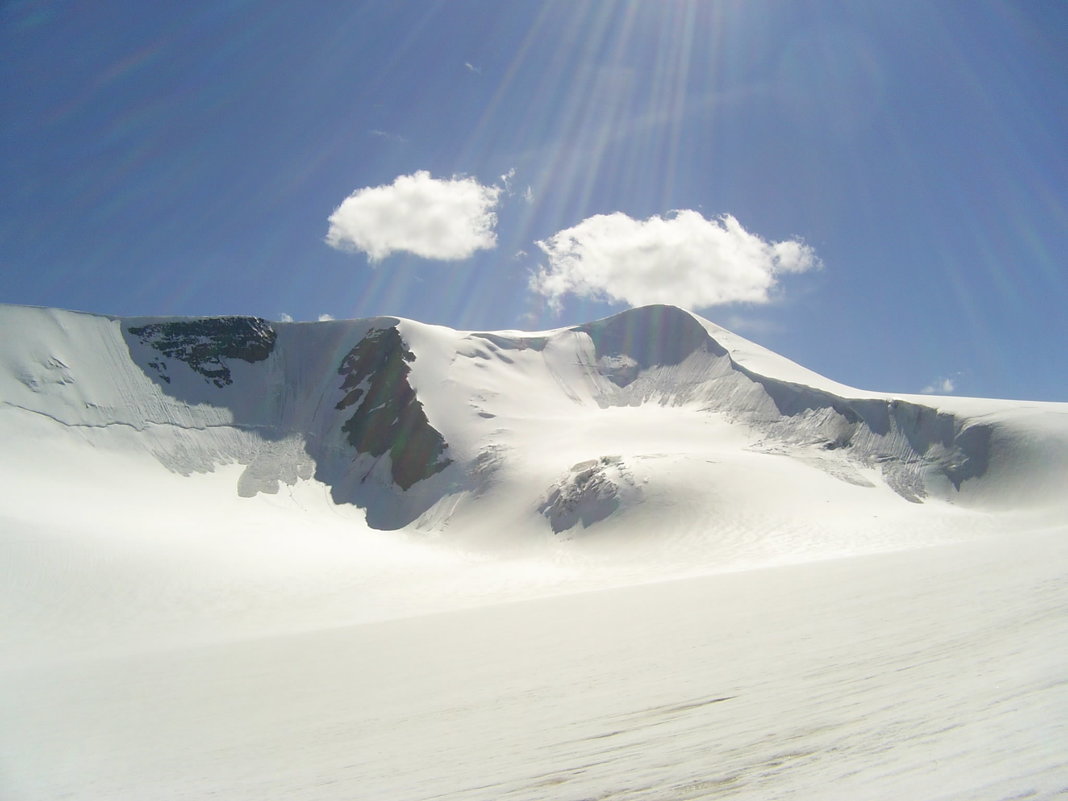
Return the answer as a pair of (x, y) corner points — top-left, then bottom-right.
(1, 302), (1066, 800)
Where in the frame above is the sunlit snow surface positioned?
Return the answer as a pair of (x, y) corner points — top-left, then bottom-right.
(1, 304), (1066, 800)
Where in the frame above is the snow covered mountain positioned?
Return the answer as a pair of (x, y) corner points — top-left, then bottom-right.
(1, 302), (1064, 539)
(3, 303), (1067, 801)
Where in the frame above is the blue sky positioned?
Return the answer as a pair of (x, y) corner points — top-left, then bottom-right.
(2, 1), (1065, 400)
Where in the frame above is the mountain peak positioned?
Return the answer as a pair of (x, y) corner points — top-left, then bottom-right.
(573, 305), (725, 387)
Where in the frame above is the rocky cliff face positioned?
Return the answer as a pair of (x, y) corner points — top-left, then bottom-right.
(120, 316), (455, 523)
(334, 327), (450, 490)
(129, 317), (277, 387)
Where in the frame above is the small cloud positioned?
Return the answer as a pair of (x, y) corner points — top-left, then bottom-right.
(464, 62), (481, 74)
(530, 210), (820, 311)
(326, 171), (502, 262)
(500, 168), (516, 194)
(523, 185), (534, 204)
(514, 249), (529, 260)
(279, 312), (294, 323)
(368, 129), (407, 143)
(318, 313), (335, 322)
(921, 375), (958, 394)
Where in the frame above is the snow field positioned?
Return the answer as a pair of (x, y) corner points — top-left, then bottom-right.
(3, 527), (1066, 801)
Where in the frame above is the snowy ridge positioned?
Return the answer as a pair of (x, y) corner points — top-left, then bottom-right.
(2, 301), (1065, 541)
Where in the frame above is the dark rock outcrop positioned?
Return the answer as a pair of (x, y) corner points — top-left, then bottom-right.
(539, 456), (633, 533)
(335, 327), (451, 490)
(129, 317), (276, 387)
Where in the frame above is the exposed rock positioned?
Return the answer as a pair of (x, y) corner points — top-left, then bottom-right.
(129, 317), (276, 387)
(335, 326), (451, 490)
(539, 456), (636, 534)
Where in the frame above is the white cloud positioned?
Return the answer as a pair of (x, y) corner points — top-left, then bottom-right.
(523, 185), (534, 204)
(279, 312), (294, 323)
(464, 62), (481, 74)
(500, 168), (516, 194)
(530, 211), (820, 311)
(368, 129), (406, 143)
(326, 171), (501, 262)
(922, 376), (957, 394)
(318, 313), (335, 322)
